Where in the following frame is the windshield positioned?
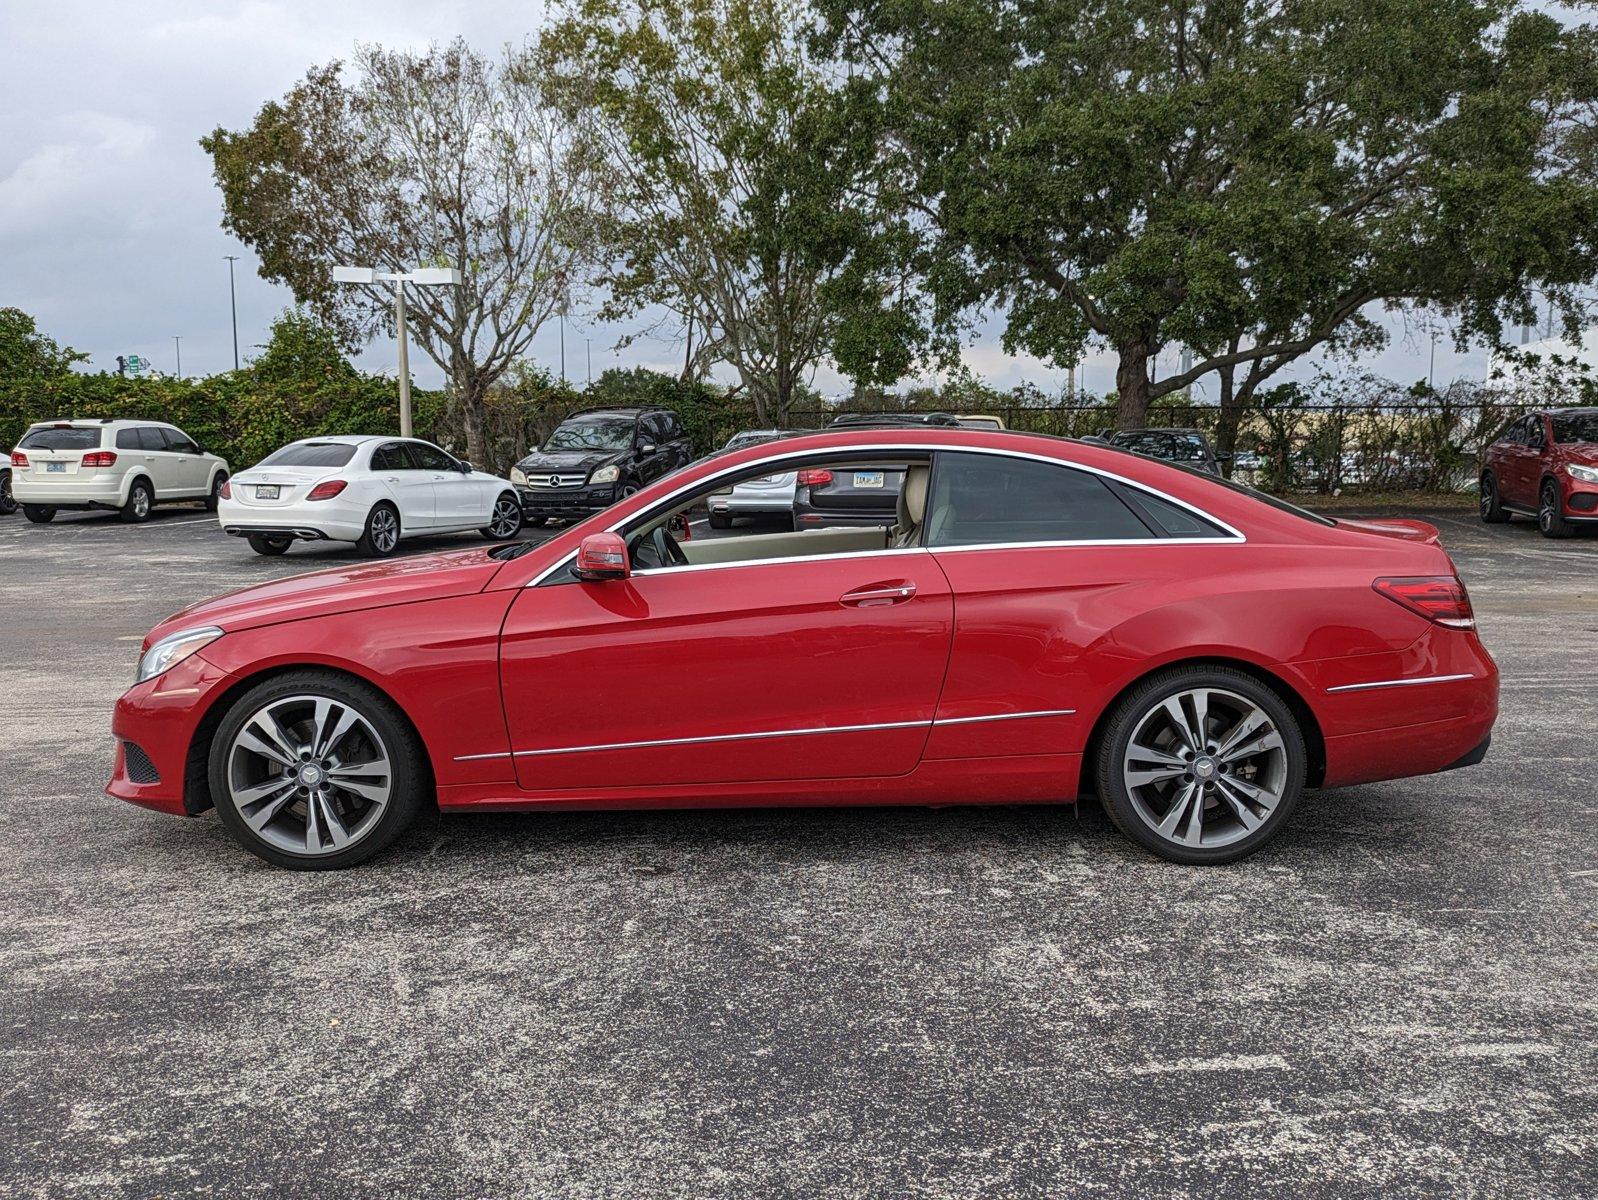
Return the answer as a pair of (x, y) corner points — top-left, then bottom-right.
(1550, 410), (1598, 444)
(722, 431), (785, 452)
(1111, 431), (1210, 462)
(19, 426), (103, 450)
(257, 442), (358, 468)
(544, 420), (635, 452)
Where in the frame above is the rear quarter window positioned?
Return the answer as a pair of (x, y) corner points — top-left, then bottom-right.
(19, 427), (103, 450)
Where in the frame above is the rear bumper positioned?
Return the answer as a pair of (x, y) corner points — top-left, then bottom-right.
(711, 493), (795, 516)
(793, 504), (897, 528)
(216, 498), (365, 542)
(12, 476), (128, 507)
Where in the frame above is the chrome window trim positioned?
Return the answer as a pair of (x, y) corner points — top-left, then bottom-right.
(1324, 673), (1475, 694)
(453, 708), (1078, 762)
(525, 441), (1246, 587)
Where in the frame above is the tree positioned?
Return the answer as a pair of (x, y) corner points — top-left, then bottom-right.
(201, 39), (610, 464)
(819, 0), (1598, 428)
(0, 308), (86, 383)
(540, 0), (903, 426)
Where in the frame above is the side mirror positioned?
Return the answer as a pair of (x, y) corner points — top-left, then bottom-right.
(638, 441), (657, 456)
(459, 460), (473, 473)
(574, 532), (630, 582)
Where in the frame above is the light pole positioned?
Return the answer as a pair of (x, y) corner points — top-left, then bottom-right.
(331, 265), (462, 437)
(173, 336), (182, 379)
(224, 255), (240, 370)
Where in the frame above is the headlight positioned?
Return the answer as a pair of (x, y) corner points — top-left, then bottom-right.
(590, 464), (621, 484)
(136, 626), (223, 684)
(510, 467), (528, 485)
(1566, 463), (1598, 484)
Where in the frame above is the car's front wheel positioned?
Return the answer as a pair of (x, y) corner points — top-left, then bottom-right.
(1479, 472), (1508, 524)
(23, 504), (55, 524)
(120, 478), (154, 524)
(1539, 480), (1574, 539)
(356, 503), (401, 557)
(208, 671), (428, 869)
(480, 492), (525, 541)
(1094, 666), (1306, 865)
(247, 534), (291, 556)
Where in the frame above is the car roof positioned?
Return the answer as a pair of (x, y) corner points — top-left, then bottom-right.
(285, 435), (389, 446)
(561, 407), (667, 421)
(26, 418), (178, 430)
(1113, 426), (1206, 435)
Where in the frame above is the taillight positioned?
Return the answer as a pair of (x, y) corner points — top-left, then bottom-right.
(306, 479), (348, 501)
(218, 479), (232, 500)
(797, 468), (833, 487)
(1373, 576), (1475, 629)
(81, 450), (118, 468)
(10, 451), (27, 468)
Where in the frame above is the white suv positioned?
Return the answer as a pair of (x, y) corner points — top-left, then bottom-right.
(10, 419), (229, 524)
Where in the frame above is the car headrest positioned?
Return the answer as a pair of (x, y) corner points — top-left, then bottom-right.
(899, 464), (930, 527)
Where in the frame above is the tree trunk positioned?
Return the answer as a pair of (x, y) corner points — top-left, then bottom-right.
(1114, 341), (1153, 430)
(460, 375), (490, 471)
(1213, 363), (1242, 478)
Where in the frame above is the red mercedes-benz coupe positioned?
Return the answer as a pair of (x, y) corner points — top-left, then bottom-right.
(109, 428), (1498, 869)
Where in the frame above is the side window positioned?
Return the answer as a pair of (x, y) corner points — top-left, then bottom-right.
(640, 415), (666, 444)
(408, 442), (457, 471)
(137, 427), (168, 451)
(1525, 417), (1546, 450)
(1115, 487), (1230, 539)
(925, 452), (1154, 546)
(371, 443), (416, 471)
(658, 411), (683, 440)
(162, 428), (200, 454)
(115, 428), (142, 450)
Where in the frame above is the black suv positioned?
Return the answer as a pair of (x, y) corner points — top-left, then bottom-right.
(512, 407), (692, 525)
(1106, 427), (1227, 476)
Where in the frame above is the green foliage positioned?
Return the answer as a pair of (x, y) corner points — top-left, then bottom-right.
(0, 308), (87, 383)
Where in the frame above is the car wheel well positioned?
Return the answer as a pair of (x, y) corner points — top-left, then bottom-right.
(1080, 656), (1326, 794)
(182, 663), (437, 816)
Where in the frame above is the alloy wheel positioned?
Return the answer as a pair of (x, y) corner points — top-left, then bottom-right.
(370, 507), (399, 553)
(225, 694), (394, 856)
(1121, 687), (1289, 850)
(489, 495), (521, 537)
(133, 488), (150, 519)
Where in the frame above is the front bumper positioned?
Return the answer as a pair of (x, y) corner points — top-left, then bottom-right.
(517, 483), (619, 520)
(107, 651), (235, 816)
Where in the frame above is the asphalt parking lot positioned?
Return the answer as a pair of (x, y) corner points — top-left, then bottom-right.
(2, 504), (1595, 1198)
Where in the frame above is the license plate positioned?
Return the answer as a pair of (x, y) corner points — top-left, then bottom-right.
(255, 485), (280, 499)
(853, 471), (884, 488)
(45, 462), (66, 473)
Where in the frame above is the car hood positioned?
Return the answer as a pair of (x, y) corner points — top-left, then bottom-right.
(515, 448), (626, 475)
(1562, 444), (1598, 467)
(146, 547), (503, 646)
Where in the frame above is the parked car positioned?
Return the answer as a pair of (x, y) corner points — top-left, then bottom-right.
(512, 406), (692, 526)
(10, 419), (228, 524)
(0, 449), (15, 516)
(1108, 427), (1225, 475)
(706, 430), (798, 529)
(216, 435), (523, 558)
(828, 411), (964, 428)
(957, 414), (1007, 430)
(792, 413), (967, 528)
(111, 426), (1497, 871)
(1479, 407), (1598, 538)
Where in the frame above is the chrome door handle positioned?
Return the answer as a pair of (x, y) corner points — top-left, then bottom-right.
(840, 581), (917, 607)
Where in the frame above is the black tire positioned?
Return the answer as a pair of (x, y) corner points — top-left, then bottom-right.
(1479, 472), (1508, 524)
(479, 491), (525, 541)
(247, 534), (292, 556)
(120, 478), (154, 524)
(1094, 665), (1307, 865)
(0, 470), (16, 516)
(23, 504), (55, 524)
(525, 515), (548, 528)
(207, 669), (428, 870)
(204, 471), (228, 512)
(1538, 480), (1574, 539)
(356, 503), (402, 557)
(708, 512), (732, 530)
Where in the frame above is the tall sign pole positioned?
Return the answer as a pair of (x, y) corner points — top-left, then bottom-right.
(331, 265), (461, 441)
(224, 255), (241, 370)
(394, 277), (412, 437)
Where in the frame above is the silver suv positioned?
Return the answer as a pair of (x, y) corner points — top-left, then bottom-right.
(10, 419), (229, 524)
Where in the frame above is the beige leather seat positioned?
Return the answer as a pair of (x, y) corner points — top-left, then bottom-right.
(893, 465), (930, 546)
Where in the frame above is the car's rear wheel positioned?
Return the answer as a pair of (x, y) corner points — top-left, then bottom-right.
(121, 478), (154, 524)
(1539, 480), (1574, 539)
(247, 534), (291, 556)
(0, 470), (16, 516)
(204, 471), (228, 512)
(480, 492), (525, 540)
(1094, 666), (1306, 865)
(356, 503), (401, 557)
(208, 671), (427, 870)
(1479, 472), (1508, 523)
(23, 504), (56, 524)
(708, 512), (731, 530)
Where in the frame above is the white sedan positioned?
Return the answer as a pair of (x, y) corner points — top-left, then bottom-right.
(217, 435), (524, 557)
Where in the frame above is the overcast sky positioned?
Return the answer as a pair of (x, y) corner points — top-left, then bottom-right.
(0, 0), (1525, 401)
